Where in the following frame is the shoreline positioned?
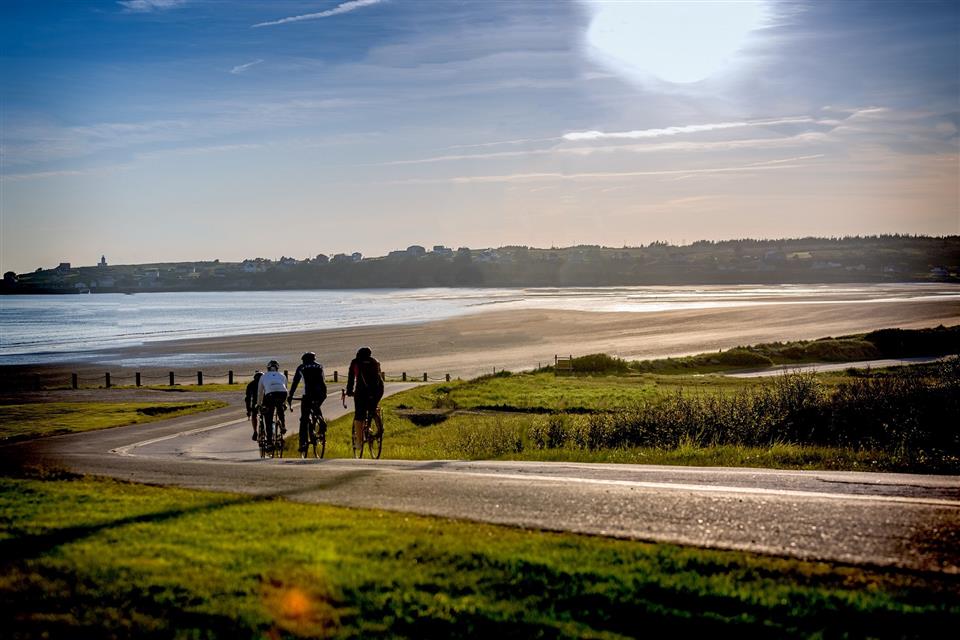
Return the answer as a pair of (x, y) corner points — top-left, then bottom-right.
(5, 298), (959, 383)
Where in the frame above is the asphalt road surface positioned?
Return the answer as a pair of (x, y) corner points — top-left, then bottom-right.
(5, 383), (959, 574)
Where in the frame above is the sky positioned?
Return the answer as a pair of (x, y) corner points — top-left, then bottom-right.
(1, 0), (958, 272)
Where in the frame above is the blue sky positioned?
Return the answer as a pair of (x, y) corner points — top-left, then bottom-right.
(1, 0), (958, 272)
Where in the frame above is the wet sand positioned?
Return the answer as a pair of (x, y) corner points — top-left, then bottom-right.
(10, 297), (959, 384)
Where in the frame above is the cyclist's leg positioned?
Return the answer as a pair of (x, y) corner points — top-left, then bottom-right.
(261, 403), (273, 441)
(353, 396), (368, 448)
(313, 399), (326, 435)
(298, 400), (310, 451)
(277, 396), (286, 435)
(372, 403), (383, 436)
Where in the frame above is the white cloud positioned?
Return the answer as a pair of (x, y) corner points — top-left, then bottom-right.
(252, 0), (385, 28)
(375, 132), (828, 167)
(118, 0), (186, 13)
(230, 59), (264, 75)
(562, 117), (817, 141)
(390, 155), (825, 185)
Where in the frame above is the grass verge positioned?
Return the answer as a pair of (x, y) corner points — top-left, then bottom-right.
(0, 400), (227, 442)
(305, 364), (959, 473)
(2, 474), (957, 638)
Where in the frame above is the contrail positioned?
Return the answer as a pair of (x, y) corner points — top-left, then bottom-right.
(253, 0), (385, 28)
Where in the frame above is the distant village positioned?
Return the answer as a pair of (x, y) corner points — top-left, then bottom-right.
(3, 236), (957, 294)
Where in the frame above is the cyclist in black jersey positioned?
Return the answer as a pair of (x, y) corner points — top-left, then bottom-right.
(244, 370), (263, 441)
(288, 351), (328, 455)
(347, 346), (384, 445)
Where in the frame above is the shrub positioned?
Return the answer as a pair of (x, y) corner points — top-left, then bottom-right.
(865, 325), (960, 358)
(716, 349), (773, 368)
(447, 417), (524, 459)
(529, 414), (568, 449)
(570, 354), (630, 374)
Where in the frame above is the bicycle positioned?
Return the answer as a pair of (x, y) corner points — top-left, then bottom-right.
(345, 389), (383, 459)
(259, 399), (286, 458)
(291, 396), (326, 459)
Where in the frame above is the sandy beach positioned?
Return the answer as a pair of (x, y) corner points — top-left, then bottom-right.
(10, 296), (959, 386)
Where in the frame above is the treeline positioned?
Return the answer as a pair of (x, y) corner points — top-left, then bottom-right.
(5, 235), (958, 293)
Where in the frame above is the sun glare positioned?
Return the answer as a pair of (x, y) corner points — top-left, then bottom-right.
(584, 0), (768, 84)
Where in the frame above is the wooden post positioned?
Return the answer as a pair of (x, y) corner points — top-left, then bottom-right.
(135, 372), (141, 387)
(333, 370), (338, 382)
(446, 373), (451, 382)
(105, 372), (111, 388)
(423, 372), (428, 382)
(169, 371), (175, 386)
(228, 370), (234, 385)
(197, 371), (203, 386)
(72, 373), (78, 389)
(402, 372), (407, 382)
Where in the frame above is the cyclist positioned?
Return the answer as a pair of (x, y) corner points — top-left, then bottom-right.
(346, 346), (384, 447)
(288, 351), (328, 455)
(244, 370), (263, 441)
(257, 360), (288, 441)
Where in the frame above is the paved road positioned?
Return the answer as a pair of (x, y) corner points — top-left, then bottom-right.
(728, 355), (951, 378)
(5, 384), (959, 574)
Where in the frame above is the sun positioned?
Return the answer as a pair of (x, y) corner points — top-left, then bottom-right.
(583, 0), (769, 84)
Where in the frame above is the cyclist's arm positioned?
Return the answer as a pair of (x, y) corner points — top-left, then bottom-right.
(318, 367), (327, 400)
(346, 362), (356, 396)
(288, 367), (302, 403)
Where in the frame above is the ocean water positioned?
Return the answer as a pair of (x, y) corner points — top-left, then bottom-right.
(1, 284), (957, 364)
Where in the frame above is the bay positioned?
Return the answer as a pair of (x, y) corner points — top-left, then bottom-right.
(1, 283), (958, 364)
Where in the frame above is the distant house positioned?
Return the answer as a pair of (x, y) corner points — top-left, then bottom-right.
(406, 245), (426, 257)
(313, 254), (329, 265)
(56, 262), (71, 272)
(387, 250), (408, 260)
(432, 245), (453, 257)
(351, 252), (363, 262)
(331, 253), (351, 264)
(476, 249), (500, 263)
(242, 259), (270, 273)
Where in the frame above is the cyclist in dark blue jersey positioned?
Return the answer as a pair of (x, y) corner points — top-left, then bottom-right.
(288, 351), (328, 455)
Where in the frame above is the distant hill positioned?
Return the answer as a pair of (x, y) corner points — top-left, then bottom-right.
(3, 235), (958, 294)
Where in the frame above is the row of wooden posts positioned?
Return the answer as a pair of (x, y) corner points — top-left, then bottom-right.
(59, 369), (453, 390)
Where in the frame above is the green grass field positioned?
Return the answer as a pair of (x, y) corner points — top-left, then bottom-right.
(2, 474), (956, 638)
(296, 365), (958, 473)
(0, 401), (228, 442)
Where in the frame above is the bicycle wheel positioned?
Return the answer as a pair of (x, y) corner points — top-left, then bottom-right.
(368, 410), (382, 460)
(258, 428), (267, 459)
(312, 415), (326, 459)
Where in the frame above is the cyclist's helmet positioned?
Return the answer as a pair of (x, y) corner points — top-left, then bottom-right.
(253, 370), (263, 379)
(267, 360), (280, 371)
(357, 347), (372, 359)
(301, 351), (316, 363)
